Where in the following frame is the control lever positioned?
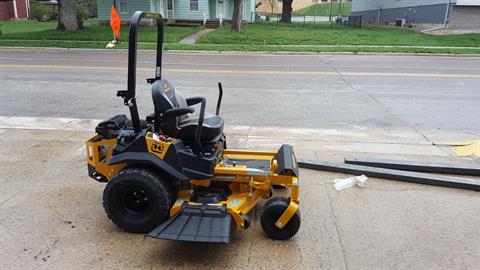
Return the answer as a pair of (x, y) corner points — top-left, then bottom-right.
(216, 82), (223, 116)
(146, 78), (158, 84)
(116, 90), (130, 106)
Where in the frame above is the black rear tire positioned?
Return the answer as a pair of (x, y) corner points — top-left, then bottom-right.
(103, 167), (173, 233)
(261, 197), (301, 240)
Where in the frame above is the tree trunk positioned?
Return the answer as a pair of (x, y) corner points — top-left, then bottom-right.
(280, 0), (293, 23)
(57, 0), (79, 31)
(231, 0), (244, 33)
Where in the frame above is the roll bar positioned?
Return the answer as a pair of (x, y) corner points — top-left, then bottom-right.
(117, 11), (164, 133)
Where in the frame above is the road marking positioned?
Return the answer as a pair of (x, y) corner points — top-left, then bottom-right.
(1, 64), (480, 78)
(2, 56), (480, 71)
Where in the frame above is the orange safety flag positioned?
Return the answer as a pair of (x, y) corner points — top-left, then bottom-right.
(110, 5), (121, 38)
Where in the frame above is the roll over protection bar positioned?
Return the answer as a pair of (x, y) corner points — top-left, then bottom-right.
(117, 11), (164, 133)
(117, 11), (223, 152)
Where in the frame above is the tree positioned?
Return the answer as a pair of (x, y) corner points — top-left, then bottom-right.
(231, 0), (244, 32)
(83, 0), (98, 18)
(280, 0), (293, 23)
(267, 0), (275, 14)
(57, 0), (80, 31)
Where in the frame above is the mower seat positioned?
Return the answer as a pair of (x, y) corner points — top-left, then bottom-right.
(178, 113), (224, 142)
(152, 80), (224, 142)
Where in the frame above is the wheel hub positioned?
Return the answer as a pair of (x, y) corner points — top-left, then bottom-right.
(120, 186), (152, 217)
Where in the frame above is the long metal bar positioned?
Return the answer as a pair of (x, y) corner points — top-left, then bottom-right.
(127, 11), (164, 133)
(344, 157), (480, 176)
(298, 159), (480, 191)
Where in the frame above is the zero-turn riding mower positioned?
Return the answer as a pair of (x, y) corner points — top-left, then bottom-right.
(85, 11), (300, 244)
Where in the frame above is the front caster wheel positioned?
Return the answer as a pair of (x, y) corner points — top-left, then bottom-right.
(103, 167), (173, 233)
(261, 197), (300, 240)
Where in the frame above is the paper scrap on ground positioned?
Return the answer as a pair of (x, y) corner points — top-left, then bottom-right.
(452, 140), (480, 157)
(106, 40), (117, 49)
(333, 175), (368, 191)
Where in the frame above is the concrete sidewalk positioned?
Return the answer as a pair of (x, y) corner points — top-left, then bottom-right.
(0, 116), (463, 159)
(179, 29), (215, 45)
(1, 121), (480, 269)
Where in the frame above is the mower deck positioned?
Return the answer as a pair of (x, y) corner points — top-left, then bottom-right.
(146, 150), (290, 243)
(160, 147), (299, 243)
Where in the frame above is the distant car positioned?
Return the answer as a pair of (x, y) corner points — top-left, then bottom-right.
(255, 14), (268, 21)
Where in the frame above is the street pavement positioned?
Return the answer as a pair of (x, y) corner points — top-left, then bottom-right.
(0, 48), (480, 269)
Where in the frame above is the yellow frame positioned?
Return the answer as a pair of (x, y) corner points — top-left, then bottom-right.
(176, 149), (300, 231)
(85, 135), (126, 181)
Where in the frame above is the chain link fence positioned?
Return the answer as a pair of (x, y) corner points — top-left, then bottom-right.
(337, 15), (363, 28)
(255, 12), (362, 28)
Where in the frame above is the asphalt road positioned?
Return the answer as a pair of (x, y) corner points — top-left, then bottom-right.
(1, 48), (479, 138)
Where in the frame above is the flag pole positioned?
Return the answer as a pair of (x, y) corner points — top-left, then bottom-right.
(112, 0), (119, 44)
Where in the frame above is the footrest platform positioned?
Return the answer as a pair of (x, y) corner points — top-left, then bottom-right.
(146, 203), (235, 244)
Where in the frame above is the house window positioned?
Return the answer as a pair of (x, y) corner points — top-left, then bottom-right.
(190, 0), (198, 11)
(168, 0), (173, 10)
(116, 0), (128, 13)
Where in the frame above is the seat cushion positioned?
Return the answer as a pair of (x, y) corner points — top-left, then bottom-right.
(178, 113), (224, 142)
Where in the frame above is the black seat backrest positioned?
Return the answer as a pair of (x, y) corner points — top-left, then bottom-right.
(151, 80), (188, 133)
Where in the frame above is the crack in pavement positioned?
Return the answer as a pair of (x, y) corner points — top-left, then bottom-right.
(322, 184), (349, 270)
(321, 59), (454, 157)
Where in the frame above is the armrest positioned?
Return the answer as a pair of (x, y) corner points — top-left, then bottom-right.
(194, 98), (206, 151)
(186, 96), (205, 106)
(163, 107), (194, 118)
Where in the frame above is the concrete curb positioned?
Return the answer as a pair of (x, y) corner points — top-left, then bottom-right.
(1, 46), (480, 58)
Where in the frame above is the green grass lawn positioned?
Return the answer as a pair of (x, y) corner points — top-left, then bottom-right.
(198, 22), (480, 47)
(1, 39), (479, 54)
(1, 19), (480, 54)
(0, 20), (58, 34)
(293, 3), (352, 16)
(0, 19), (200, 43)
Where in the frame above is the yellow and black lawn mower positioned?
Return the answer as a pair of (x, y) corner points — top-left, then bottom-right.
(86, 11), (300, 244)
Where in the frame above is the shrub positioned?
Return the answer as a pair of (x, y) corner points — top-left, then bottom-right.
(30, 2), (56, 21)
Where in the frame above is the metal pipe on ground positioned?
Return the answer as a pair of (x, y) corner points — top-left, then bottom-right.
(344, 157), (480, 176)
(298, 159), (480, 191)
